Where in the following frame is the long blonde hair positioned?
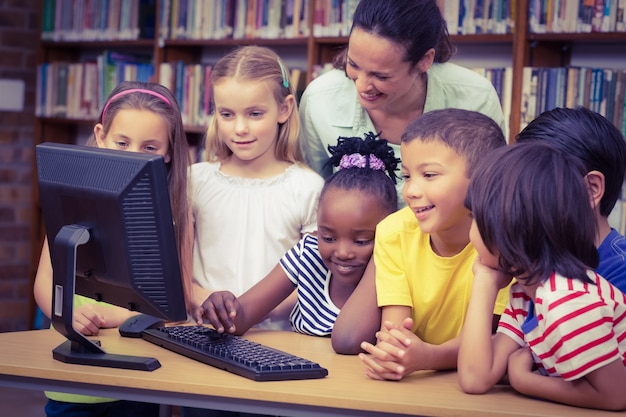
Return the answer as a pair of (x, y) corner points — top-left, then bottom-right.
(205, 46), (302, 163)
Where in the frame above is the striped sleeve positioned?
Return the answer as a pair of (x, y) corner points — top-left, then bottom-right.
(538, 289), (621, 380)
(496, 283), (530, 346)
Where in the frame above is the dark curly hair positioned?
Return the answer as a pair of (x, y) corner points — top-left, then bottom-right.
(322, 132), (400, 214)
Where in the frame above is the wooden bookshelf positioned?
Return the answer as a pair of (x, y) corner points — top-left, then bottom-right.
(32, 0), (626, 324)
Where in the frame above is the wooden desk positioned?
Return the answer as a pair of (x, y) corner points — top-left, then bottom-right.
(0, 328), (618, 417)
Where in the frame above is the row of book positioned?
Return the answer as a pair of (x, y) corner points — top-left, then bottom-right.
(34, 51), (309, 128)
(35, 51), (154, 119)
(161, 0), (310, 40)
(41, 0), (156, 41)
(283, 0), (514, 37)
(520, 66), (626, 135)
(529, 0), (626, 33)
(305, 0), (514, 37)
(158, 62), (212, 126)
(311, 0), (359, 37)
(157, 60), (308, 126)
(470, 67), (513, 132)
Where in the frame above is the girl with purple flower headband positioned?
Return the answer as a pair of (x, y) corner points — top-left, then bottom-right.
(198, 132), (399, 354)
(327, 131), (400, 183)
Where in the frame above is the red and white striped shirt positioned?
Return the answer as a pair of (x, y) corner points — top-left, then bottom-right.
(498, 270), (626, 381)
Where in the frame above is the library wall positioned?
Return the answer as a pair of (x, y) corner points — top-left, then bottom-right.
(0, 0), (40, 331)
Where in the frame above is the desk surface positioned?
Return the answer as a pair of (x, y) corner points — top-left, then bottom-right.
(0, 328), (618, 417)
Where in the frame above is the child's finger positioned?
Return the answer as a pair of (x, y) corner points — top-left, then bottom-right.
(363, 367), (385, 381)
(191, 306), (204, 324)
(222, 297), (239, 319)
(359, 352), (405, 379)
(74, 315), (100, 335)
(202, 302), (231, 333)
(360, 340), (395, 361)
(360, 343), (406, 374)
(376, 329), (410, 352)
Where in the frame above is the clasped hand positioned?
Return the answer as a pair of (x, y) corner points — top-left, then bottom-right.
(359, 317), (431, 381)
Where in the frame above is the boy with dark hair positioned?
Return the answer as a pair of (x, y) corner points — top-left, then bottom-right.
(516, 107), (626, 292)
(458, 141), (626, 410)
(357, 109), (509, 380)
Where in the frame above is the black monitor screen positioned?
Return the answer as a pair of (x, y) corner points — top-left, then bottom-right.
(36, 142), (187, 370)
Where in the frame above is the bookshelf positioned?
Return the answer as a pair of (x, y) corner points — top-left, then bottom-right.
(32, 0), (626, 314)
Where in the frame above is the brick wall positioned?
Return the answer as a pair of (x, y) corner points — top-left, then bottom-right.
(0, 0), (40, 331)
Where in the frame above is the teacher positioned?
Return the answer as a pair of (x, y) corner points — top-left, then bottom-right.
(299, 0), (506, 191)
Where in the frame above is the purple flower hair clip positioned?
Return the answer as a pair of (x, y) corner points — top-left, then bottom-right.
(339, 153), (386, 171)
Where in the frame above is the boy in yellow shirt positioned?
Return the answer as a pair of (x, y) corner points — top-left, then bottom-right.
(358, 109), (509, 380)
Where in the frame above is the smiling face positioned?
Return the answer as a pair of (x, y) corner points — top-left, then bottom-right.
(317, 187), (390, 287)
(345, 27), (431, 113)
(213, 78), (292, 170)
(401, 139), (471, 237)
(94, 109), (171, 162)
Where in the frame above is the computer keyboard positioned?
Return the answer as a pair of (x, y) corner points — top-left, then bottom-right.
(141, 325), (329, 381)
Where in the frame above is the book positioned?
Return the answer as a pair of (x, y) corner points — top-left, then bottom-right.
(501, 67), (513, 136)
(138, 0), (157, 39)
(174, 0), (188, 39)
(591, 0), (605, 31)
(53, 62), (69, 117)
(579, 0), (595, 31)
(233, 0), (247, 38)
(35, 64), (46, 116)
(289, 67), (307, 102)
(617, 0), (626, 29)
(246, 0), (258, 38)
(613, 69), (625, 130)
(313, 0), (325, 36)
(520, 67), (539, 127)
(462, 0), (477, 33)
(66, 63), (79, 117)
(203, 64), (213, 124)
(41, 0), (56, 40)
(159, 0), (171, 39)
(83, 61), (99, 118)
(581, 67), (592, 108)
(565, 66), (580, 107)
(159, 62), (175, 91)
(591, 67), (604, 113)
(563, 0), (580, 31)
(107, 0), (121, 40)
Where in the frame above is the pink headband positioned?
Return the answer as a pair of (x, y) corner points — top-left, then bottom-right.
(339, 153), (386, 171)
(101, 88), (172, 121)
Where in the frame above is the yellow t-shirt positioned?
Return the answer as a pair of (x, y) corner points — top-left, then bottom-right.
(374, 207), (509, 345)
(45, 295), (117, 404)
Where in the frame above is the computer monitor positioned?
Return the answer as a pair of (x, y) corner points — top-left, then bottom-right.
(36, 142), (187, 371)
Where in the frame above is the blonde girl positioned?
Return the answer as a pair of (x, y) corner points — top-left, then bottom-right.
(189, 46), (324, 331)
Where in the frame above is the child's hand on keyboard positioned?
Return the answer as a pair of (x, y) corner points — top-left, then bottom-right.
(201, 291), (241, 333)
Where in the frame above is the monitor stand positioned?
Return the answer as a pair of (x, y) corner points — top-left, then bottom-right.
(50, 224), (160, 371)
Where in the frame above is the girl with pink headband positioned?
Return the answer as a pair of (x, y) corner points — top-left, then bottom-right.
(33, 81), (192, 417)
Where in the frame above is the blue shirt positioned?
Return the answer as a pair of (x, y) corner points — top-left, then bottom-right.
(597, 228), (626, 293)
